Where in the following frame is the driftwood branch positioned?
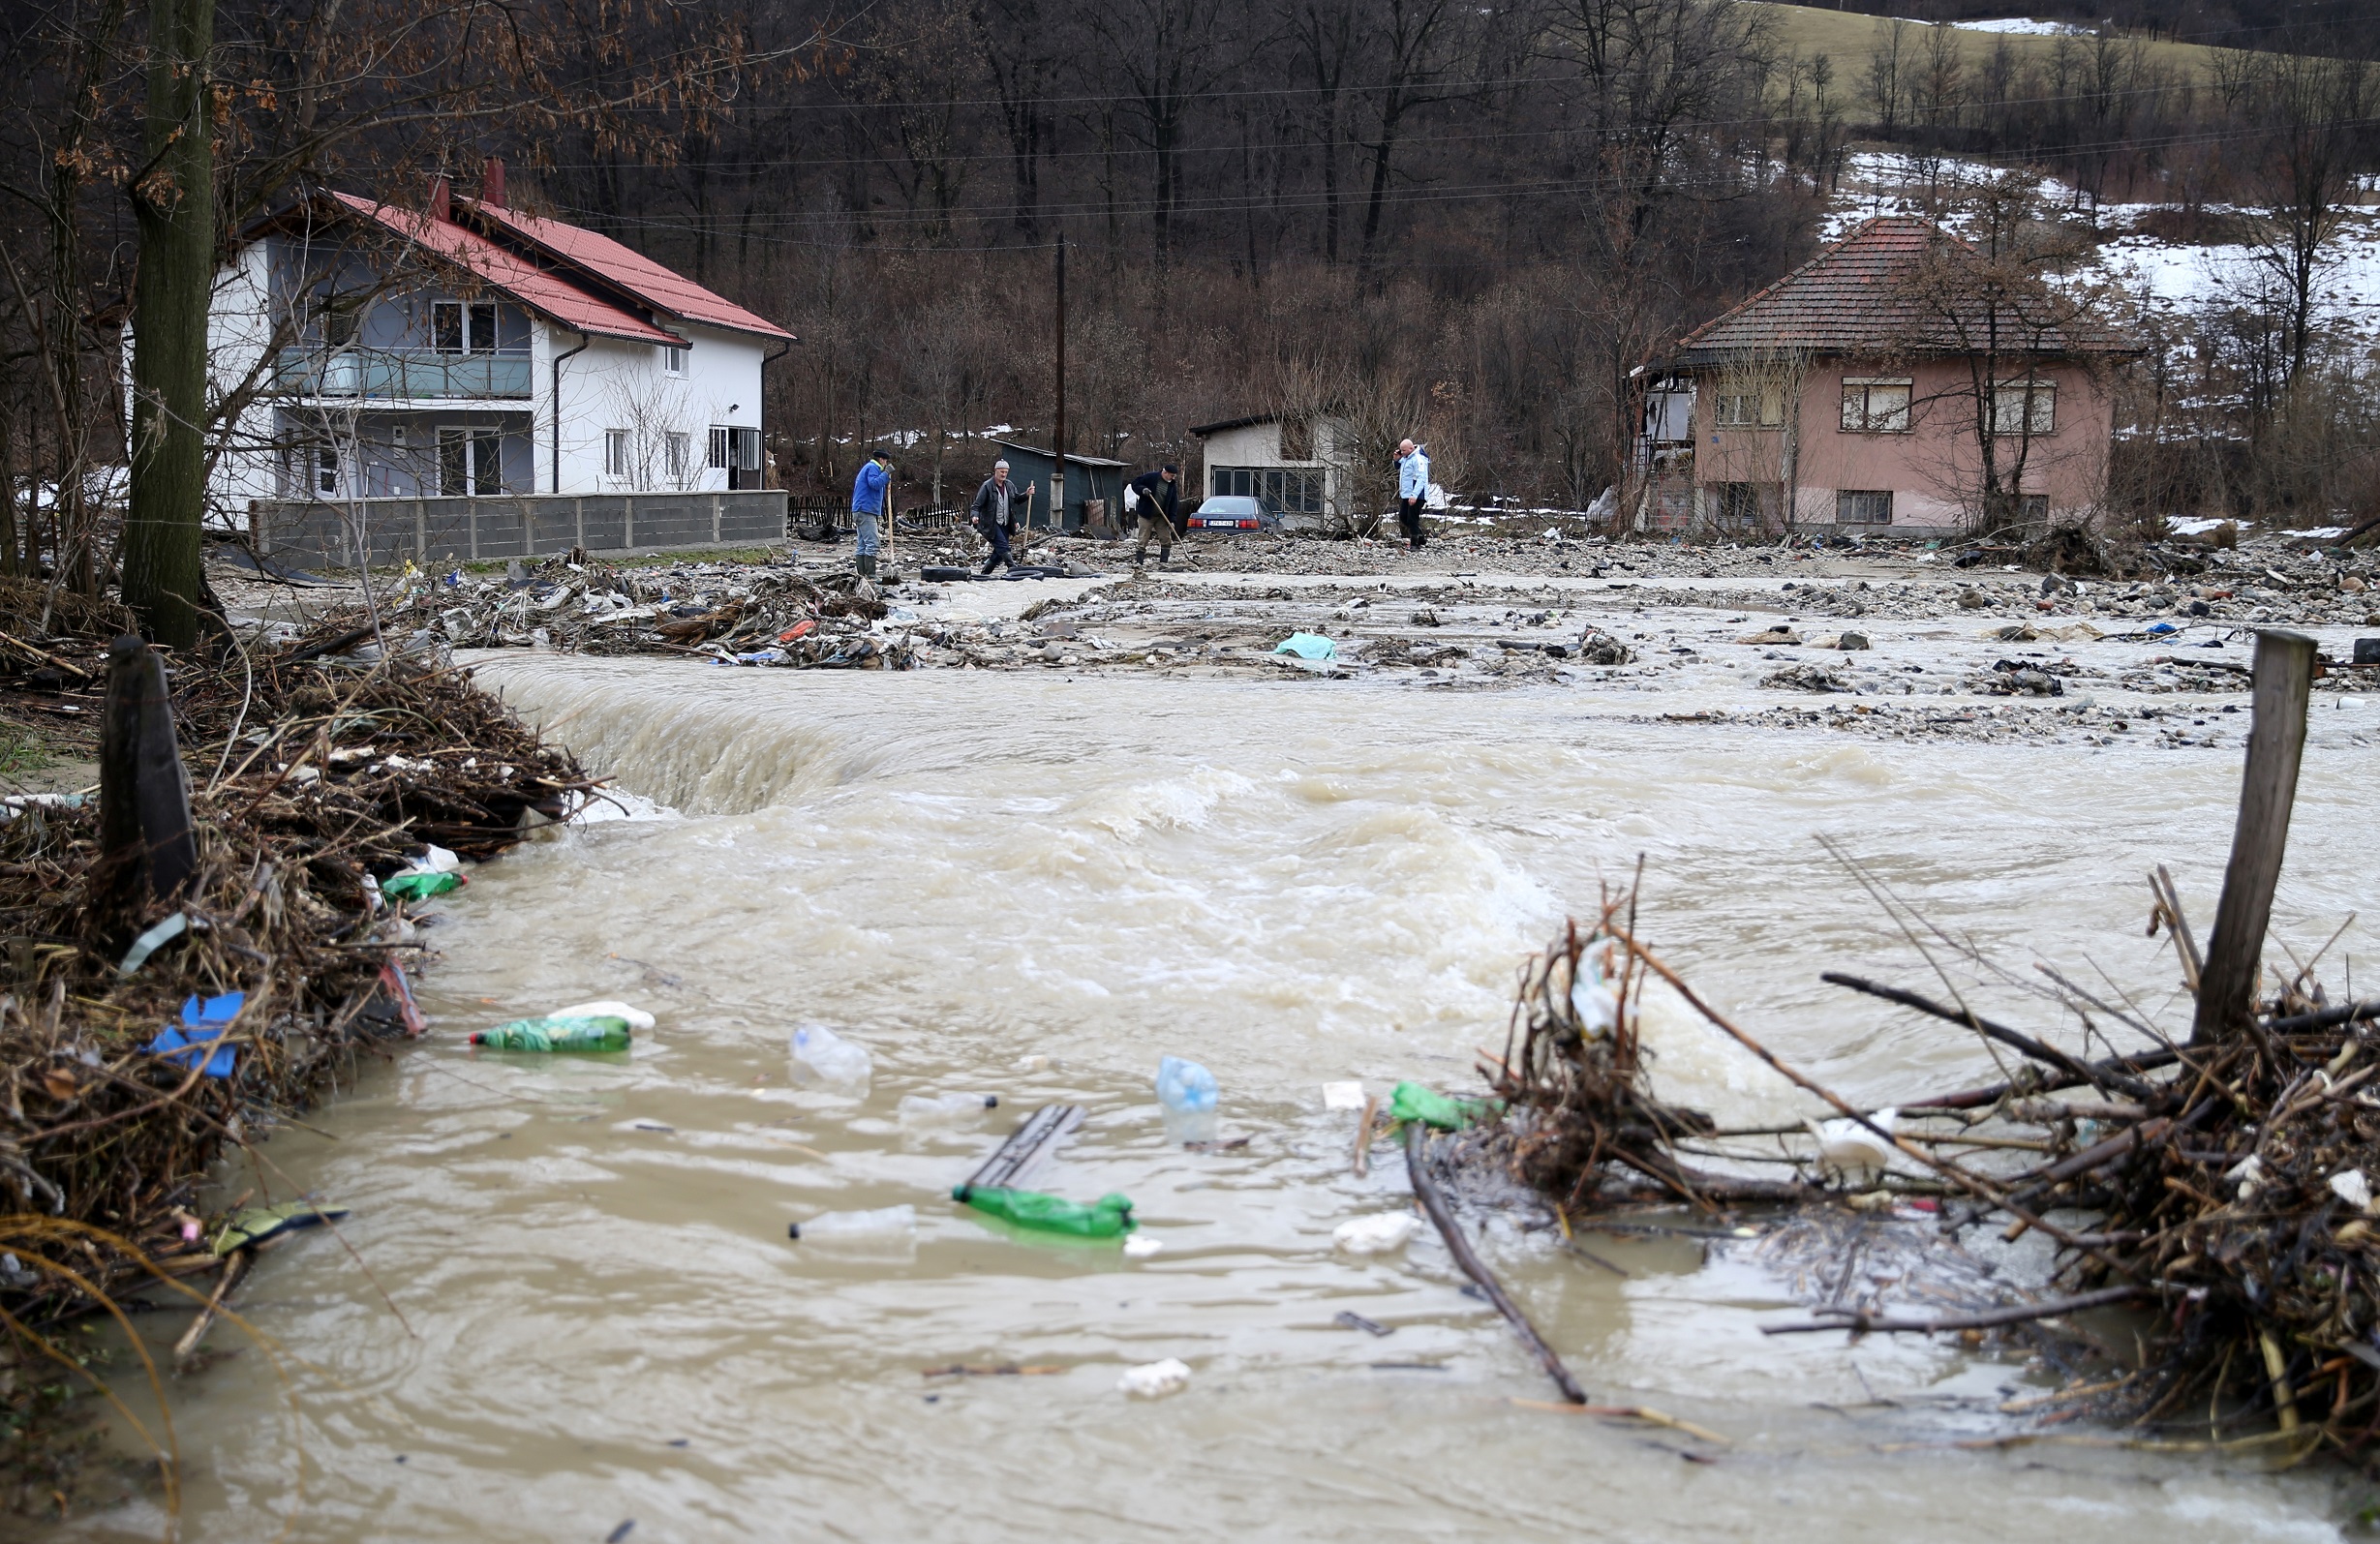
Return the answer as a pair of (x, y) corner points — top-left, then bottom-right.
(1760, 1284), (2149, 1337)
(1822, 972), (2155, 1100)
(1406, 1123), (1587, 1405)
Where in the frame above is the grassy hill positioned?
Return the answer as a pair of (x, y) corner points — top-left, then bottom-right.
(1747, 3), (2239, 82)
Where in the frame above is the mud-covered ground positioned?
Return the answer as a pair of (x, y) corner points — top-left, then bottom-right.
(198, 527), (2380, 758)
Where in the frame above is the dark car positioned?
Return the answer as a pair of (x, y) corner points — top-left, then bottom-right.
(1184, 495), (1278, 532)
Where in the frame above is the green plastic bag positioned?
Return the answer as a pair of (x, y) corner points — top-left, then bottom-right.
(381, 870), (463, 900)
(1388, 1080), (1493, 1132)
(953, 1185), (1136, 1237)
(470, 1015), (631, 1052)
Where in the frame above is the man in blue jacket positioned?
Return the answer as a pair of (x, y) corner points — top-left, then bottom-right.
(1395, 439), (1430, 551)
(851, 449), (893, 578)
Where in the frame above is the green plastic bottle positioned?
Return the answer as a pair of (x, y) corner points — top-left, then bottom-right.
(953, 1185), (1136, 1237)
(469, 1015), (632, 1052)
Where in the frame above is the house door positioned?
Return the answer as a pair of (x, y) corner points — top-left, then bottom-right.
(439, 429), (503, 496)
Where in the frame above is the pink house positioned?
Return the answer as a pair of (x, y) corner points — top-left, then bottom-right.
(1643, 217), (2127, 537)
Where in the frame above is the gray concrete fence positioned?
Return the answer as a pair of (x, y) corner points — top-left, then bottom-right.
(249, 491), (791, 568)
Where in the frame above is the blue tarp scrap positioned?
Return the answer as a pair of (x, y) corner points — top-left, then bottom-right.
(144, 991), (246, 1077)
(1271, 632), (1338, 661)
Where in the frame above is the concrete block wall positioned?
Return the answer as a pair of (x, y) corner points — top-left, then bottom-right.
(249, 491), (790, 567)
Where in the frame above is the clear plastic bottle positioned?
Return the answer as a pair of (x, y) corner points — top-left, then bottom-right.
(787, 1205), (915, 1242)
(898, 1092), (997, 1129)
(789, 1023), (872, 1094)
(1155, 1055), (1219, 1144)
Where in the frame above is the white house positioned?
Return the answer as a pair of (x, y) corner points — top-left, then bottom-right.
(1187, 412), (1351, 530)
(208, 170), (793, 517)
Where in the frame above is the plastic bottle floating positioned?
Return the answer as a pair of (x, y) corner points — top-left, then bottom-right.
(470, 1015), (632, 1052)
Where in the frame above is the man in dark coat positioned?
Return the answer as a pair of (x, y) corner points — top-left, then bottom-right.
(1127, 464), (1179, 566)
(968, 459), (1031, 575)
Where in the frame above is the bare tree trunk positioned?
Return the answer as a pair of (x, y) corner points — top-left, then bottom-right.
(123, 0), (217, 647)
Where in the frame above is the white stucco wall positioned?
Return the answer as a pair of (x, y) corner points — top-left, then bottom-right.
(544, 322), (766, 494)
(204, 241), (283, 518)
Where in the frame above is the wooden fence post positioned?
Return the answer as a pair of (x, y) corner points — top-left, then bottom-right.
(99, 635), (198, 904)
(2191, 629), (2317, 1044)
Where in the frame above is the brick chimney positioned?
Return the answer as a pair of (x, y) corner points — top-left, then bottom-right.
(480, 157), (506, 209)
(429, 175), (449, 221)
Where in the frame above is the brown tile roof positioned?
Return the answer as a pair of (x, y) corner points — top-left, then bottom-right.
(1671, 215), (2124, 365)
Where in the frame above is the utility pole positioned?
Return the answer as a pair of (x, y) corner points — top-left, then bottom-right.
(1051, 232), (1066, 556)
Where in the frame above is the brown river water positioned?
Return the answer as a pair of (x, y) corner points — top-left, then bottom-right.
(61, 650), (2378, 1541)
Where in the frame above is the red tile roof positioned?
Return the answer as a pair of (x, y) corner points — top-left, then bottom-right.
(323, 192), (682, 346)
(459, 199), (795, 342)
(1671, 215), (2122, 364)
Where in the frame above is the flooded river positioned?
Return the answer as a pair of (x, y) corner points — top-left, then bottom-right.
(72, 652), (2377, 1541)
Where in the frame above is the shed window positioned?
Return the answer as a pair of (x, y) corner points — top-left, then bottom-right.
(1840, 378), (1912, 433)
(1992, 381), (2057, 437)
(1837, 489), (1893, 525)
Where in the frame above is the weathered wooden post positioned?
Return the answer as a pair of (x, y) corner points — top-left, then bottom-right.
(2191, 629), (2317, 1044)
(99, 634), (197, 903)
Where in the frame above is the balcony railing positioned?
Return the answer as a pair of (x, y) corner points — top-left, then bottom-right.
(269, 348), (534, 401)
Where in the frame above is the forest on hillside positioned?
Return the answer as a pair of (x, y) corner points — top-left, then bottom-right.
(2, 0), (2377, 556)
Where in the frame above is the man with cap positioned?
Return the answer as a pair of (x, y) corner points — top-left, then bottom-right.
(1126, 464), (1179, 566)
(851, 448), (893, 578)
(968, 458), (1031, 575)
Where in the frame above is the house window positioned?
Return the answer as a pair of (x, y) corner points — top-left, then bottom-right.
(315, 446), (338, 496)
(1713, 388), (1783, 429)
(665, 431), (690, 481)
(1992, 380), (2057, 437)
(433, 300), (499, 353)
(1714, 481), (1768, 529)
(1837, 489), (1894, 525)
(708, 426), (730, 469)
(662, 345), (688, 377)
(2020, 493), (2049, 523)
(440, 428), (503, 496)
(1840, 378), (1912, 433)
(605, 429), (630, 480)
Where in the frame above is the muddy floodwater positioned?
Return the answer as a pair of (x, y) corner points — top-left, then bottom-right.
(68, 648), (2378, 1541)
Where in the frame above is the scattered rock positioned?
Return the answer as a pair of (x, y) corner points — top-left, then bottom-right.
(1762, 663), (1851, 692)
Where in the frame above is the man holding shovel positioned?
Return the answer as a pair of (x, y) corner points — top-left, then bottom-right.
(851, 448), (893, 579)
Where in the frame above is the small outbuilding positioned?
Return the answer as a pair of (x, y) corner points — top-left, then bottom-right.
(989, 441), (1128, 533)
(1187, 413), (1349, 530)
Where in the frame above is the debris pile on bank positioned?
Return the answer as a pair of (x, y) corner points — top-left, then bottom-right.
(405, 555), (916, 668)
(0, 598), (595, 1322)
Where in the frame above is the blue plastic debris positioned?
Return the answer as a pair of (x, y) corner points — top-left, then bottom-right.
(144, 991), (246, 1077)
(1271, 632), (1338, 661)
(2146, 621), (2181, 636)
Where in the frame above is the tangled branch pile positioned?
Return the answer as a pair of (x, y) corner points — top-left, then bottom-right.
(1479, 877), (2380, 1461)
(0, 603), (596, 1317)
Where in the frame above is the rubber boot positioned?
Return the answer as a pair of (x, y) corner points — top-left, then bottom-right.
(857, 554), (877, 578)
